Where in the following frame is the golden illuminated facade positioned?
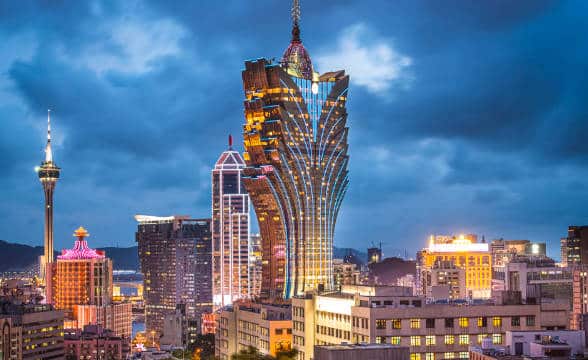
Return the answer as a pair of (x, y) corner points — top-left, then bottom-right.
(417, 235), (492, 299)
(52, 227), (113, 318)
(242, 1), (349, 299)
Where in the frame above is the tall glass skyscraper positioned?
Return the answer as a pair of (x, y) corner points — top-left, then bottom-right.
(242, 3), (350, 299)
(211, 136), (251, 308)
(136, 215), (212, 337)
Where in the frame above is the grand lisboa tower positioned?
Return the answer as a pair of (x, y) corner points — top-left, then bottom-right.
(242, 0), (350, 299)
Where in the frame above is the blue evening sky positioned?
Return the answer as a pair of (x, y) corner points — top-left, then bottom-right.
(1, 0), (587, 259)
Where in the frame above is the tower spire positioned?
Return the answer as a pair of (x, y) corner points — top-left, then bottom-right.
(45, 109), (53, 163)
(291, 0), (301, 42)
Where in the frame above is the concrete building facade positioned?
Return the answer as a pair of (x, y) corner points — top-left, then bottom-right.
(215, 302), (292, 360)
(0, 302), (64, 360)
(292, 285), (569, 360)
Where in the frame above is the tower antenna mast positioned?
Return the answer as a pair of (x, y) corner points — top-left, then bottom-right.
(292, 0), (300, 26)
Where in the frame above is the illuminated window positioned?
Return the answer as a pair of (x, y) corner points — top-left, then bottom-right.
(458, 317), (468, 328)
(391, 336), (401, 345)
(376, 336), (384, 344)
(425, 353), (434, 360)
(458, 335), (469, 345)
(444, 352), (455, 359)
(425, 336), (436, 346)
(411, 336), (421, 346)
(444, 335), (454, 345)
(410, 354), (421, 360)
(410, 319), (421, 329)
(392, 319), (402, 329)
(492, 317), (502, 327)
(477, 334), (487, 344)
(477, 317), (487, 327)
(458, 352), (469, 359)
(492, 334), (502, 344)
(376, 319), (387, 329)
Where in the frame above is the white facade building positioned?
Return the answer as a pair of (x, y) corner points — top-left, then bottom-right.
(212, 137), (251, 308)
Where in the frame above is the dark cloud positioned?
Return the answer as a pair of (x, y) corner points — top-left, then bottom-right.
(0, 0), (585, 258)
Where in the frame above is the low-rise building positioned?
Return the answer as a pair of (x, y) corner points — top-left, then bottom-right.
(0, 301), (64, 360)
(504, 330), (584, 357)
(314, 343), (409, 360)
(64, 324), (130, 360)
(73, 302), (133, 338)
(470, 330), (585, 360)
(492, 257), (572, 303)
(292, 285), (569, 360)
(333, 259), (360, 290)
(215, 302), (292, 360)
(0, 316), (22, 360)
(160, 304), (200, 348)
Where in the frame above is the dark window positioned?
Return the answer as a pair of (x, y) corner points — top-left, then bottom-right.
(511, 317), (520, 327)
(445, 318), (454, 328)
(526, 316), (536, 327)
(426, 319), (435, 329)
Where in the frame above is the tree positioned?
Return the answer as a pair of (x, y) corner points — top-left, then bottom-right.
(274, 349), (298, 360)
(230, 346), (297, 360)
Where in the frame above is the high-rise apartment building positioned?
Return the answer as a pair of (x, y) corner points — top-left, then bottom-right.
(563, 226), (588, 266)
(212, 137), (251, 308)
(571, 266), (588, 330)
(51, 227), (132, 338)
(242, 1), (350, 299)
(51, 227), (112, 318)
(37, 110), (60, 294)
(136, 215), (212, 337)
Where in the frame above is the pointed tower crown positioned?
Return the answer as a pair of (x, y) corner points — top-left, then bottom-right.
(45, 109), (53, 163)
(58, 226), (105, 260)
(280, 0), (314, 79)
(214, 135), (245, 170)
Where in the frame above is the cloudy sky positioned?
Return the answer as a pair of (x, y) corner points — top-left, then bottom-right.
(1, 0), (587, 259)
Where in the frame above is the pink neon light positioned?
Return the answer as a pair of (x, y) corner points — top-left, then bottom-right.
(261, 165), (274, 174)
(58, 239), (104, 260)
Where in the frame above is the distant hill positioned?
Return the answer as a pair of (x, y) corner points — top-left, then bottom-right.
(0, 240), (364, 272)
(0, 240), (139, 272)
(0, 240), (46, 272)
(99, 246), (139, 270)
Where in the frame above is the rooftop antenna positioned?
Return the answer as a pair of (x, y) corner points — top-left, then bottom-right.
(45, 109), (53, 163)
(291, 0), (301, 42)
